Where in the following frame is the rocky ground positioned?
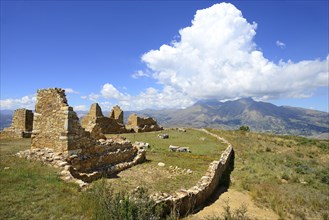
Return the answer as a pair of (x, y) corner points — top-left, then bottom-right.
(188, 187), (279, 220)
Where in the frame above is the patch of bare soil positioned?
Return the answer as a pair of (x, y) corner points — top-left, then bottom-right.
(188, 188), (279, 220)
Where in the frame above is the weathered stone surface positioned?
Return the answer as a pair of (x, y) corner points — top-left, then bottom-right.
(0, 108), (34, 139)
(126, 113), (163, 133)
(158, 134), (169, 139)
(25, 88), (146, 184)
(81, 103), (127, 136)
(169, 145), (191, 153)
(31, 88), (94, 153)
(152, 129), (234, 216)
(109, 105), (124, 124)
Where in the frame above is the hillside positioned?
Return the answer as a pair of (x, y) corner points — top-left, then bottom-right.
(1, 129), (328, 219)
(136, 98), (329, 136)
(1, 98), (328, 136)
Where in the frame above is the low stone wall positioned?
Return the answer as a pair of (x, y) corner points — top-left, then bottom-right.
(17, 140), (146, 184)
(152, 129), (234, 216)
(0, 129), (28, 139)
(81, 103), (127, 136)
(126, 113), (163, 133)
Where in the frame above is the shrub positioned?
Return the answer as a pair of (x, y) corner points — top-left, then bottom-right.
(239, 126), (250, 132)
(83, 179), (164, 220)
(265, 147), (272, 152)
(206, 199), (249, 220)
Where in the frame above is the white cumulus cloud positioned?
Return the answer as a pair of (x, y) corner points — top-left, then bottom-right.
(64, 88), (79, 94)
(0, 95), (36, 110)
(81, 93), (100, 102)
(98, 83), (194, 110)
(101, 83), (128, 100)
(73, 105), (87, 111)
(141, 3), (328, 102)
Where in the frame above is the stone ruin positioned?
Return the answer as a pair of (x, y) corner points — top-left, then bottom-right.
(109, 105), (124, 124)
(14, 88), (235, 216)
(152, 129), (234, 216)
(18, 88), (145, 183)
(81, 103), (127, 139)
(0, 108), (34, 139)
(81, 103), (163, 134)
(126, 113), (163, 133)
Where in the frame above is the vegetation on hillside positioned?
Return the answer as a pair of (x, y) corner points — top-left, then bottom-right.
(208, 129), (329, 219)
(1, 129), (328, 219)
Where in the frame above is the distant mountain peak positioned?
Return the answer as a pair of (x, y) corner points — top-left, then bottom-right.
(237, 97), (254, 102)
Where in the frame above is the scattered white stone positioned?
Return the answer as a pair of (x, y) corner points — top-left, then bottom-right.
(69, 155), (78, 159)
(4, 167), (10, 170)
(158, 162), (165, 167)
(75, 179), (88, 188)
(58, 161), (68, 167)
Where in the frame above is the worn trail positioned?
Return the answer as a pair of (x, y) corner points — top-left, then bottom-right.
(188, 129), (279, 220)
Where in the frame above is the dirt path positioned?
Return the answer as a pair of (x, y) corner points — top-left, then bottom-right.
(188, 187), (279, 220)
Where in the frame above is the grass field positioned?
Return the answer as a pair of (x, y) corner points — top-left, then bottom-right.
(207, 129), (329, 220)
(0, 139), (84, 219)
(1, 129), (328, 219)
(105, 129), (227, 193)
(0, 129), (227, 219)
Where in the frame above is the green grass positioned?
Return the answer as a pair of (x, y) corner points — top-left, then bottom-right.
(2, 129), (327, 219)
(207, 129), (329, 219)
(0, 139), (86, 219)
(0, 129), (227, 219)
(105, 129), (227, 193)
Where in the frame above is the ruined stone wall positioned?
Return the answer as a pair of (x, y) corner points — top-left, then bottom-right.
(81, 103), (127, 136)
(0, 108), (34, 139)
(126, 113), (163, 132)
(31, 88), (94, 153)
(28, 88), (145, 183)
(11, 108), (34, 131)
(153, 130), (234, 216)
(109, 105), (124, 124)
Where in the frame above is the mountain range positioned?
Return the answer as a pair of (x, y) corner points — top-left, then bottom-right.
(1, 98), (328, 137)
(131, 98), (329, 136)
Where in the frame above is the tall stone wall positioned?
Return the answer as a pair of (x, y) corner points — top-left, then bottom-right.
(126, 113), (163, 133)
(29, 88), (145, 183)
(109, 105), (124, 124)
(0, 108), (34, 139)
(31, 88), (94, 153)
(81, 103), (127, 135)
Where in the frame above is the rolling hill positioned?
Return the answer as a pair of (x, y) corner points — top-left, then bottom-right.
(135, 98), (329, 136)
(1, 98), (328, 136)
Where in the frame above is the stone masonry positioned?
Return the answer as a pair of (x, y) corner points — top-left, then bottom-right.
(81, 103), (127, 137)
(26, 88), (145, 183)
(0, 108), (34, 139)
(109, 105), (124, 124)
(152, 129), (234, 216)
(126, 113), (163, 133)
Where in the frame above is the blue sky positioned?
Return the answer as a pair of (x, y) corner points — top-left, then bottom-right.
(1, 0), (328, 112)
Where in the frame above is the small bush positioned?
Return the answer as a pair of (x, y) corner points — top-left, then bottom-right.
(239, 126), (250, 132)
(83, 179), (164, 220)
(265, 147), (272, 152)
(207, 199), (249, 220)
